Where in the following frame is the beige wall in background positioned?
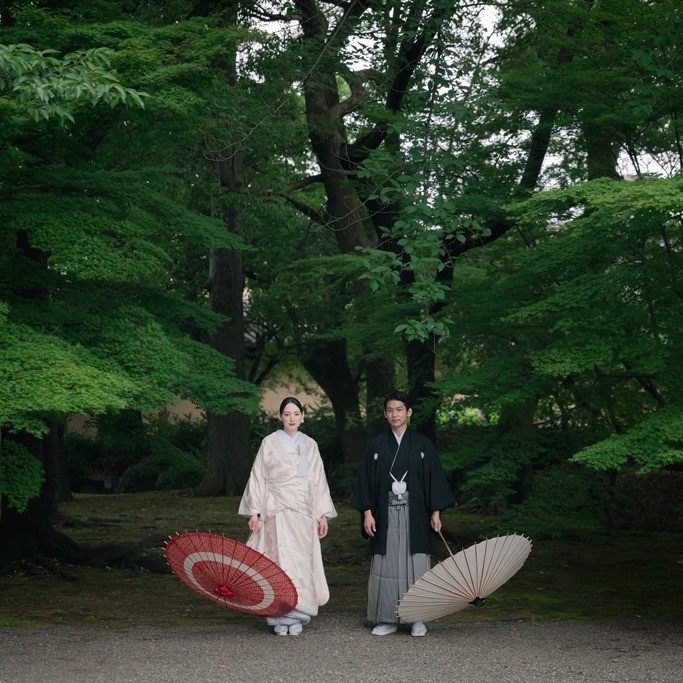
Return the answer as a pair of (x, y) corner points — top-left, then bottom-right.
(66, 385), (325, 436)
(165, 399), (205, 422)
(260, 386), (323, 415)
(166, 388), (324, 421)
(66, 413), (97, 437)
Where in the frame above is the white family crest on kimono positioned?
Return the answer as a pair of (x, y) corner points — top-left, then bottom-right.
(239, 430), (337, 622)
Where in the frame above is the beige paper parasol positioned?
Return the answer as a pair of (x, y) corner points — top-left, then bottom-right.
(397, 533), (532, 623)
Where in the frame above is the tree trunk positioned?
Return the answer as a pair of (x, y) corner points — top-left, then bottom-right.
(364, 356), (395, 437)
(0, 432), (80, 569)
(0, 232), (79, 565)
(406, 338), (437, 443)
(44, 418), (70, 508)
(583, 117), (621, 180)
(302, 340), (367, 464)
(190, 0), (252, 497)
(292, 1), (459, 451)
(52, 420), (73, 503)
(195, 198), (252, 496)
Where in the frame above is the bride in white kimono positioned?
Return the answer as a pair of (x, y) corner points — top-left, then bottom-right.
(239, 397), (337, 636)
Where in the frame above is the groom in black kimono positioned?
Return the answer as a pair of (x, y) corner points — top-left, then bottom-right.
(351, 390), (455, 636)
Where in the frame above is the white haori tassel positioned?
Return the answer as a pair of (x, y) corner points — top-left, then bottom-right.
(389, 445), (407, 499)
(391, 480), (407, 498)
(391, 472), (407, 499)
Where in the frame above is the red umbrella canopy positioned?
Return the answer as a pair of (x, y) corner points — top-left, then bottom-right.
(165, 532), (298, 617)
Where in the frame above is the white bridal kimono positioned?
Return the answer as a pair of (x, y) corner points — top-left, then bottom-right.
(238, 430), (337, 624)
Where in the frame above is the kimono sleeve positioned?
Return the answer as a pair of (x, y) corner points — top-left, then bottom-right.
(423, 437), (456, 513)
(309, 438), (337, 520)
(349, 442), (379, 541)
(238, 438), (267, 518)
(349, 442), (375, 512)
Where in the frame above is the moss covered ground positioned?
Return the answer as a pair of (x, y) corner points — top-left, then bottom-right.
(0, 491), (681, 628)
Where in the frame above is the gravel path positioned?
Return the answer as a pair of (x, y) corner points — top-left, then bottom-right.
(1, 614), (681, 683)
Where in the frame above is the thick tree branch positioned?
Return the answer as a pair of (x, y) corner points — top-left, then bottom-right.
(257, 175), (325, 224)
(281, 195), (326, 225)
(258, 174), (323, 195)
(346, 3), (450, 162)
(441, 18), (588, 261)
(329, 0), (372, 38)
(329, 68), (381, 118)
(319, 0), (352, 8)
(241, 0), (301, 21)
(287, 174), (324, 192)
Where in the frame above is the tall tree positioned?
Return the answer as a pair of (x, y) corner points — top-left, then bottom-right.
(280, 0), (466, 443)
(0, 3), (258, 563)
(432, 0), (683, 513)
(185, 0), (254, 496)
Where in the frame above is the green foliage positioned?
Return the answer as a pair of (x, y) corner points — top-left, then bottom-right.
(0, 166), (236, 282)
(326, 462), (358, 501)
(572, 405), (683, 473)
(0, 110), (254, 437)
(117, 446), (204, 493)
(499, 464), (611, 540)
(147, 415), (208, 462)
(65, 412), (209, 493)
(0, 440), (44, 512)
(496, 0), (683, 183)
(349, 0), (683, 345)
(439, 175), (683, 480)
(63, 431), (101, 484)
(1, 0), (681, 540)
(0, 321), (133, 436)
(440, 426), (565, 506)
(501, 467), (683, 538)
(437, 404), (496, 427)
(353, 125), (482, 342)
(0, 42), (147, 123)
(0, 2), (264, 518)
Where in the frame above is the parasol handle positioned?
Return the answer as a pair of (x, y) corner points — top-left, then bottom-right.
(437, 529), (455, 558)
(245, 518), (262, 545)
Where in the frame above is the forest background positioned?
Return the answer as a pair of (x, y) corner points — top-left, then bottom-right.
(0, 0), (682, 586)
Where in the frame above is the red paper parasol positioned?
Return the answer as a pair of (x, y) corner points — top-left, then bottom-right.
(165, 531), (298, 617)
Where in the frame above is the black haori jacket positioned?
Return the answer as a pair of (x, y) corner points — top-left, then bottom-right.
(350, 428), (455, 555)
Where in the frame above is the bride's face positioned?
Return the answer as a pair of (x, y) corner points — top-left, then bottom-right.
(280, 404), (303, 434)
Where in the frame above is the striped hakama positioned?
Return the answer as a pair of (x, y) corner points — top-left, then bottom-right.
(367, 492), (430, 625)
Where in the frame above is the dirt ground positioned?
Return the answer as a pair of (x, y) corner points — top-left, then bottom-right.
(1, 613), (681, 683)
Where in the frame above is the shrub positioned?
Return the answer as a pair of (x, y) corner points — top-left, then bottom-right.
(499, 464), (611, 539)
(438, 425), (600, 511)
(147, 415), (208, 464)
(613, 471), (683, 532)
(64, 431), (103, 483)
(65, 411), (208, 493)
(327, 462), (358, 500)
(0, 440), (44, 512)
(117, 445), (204, 493)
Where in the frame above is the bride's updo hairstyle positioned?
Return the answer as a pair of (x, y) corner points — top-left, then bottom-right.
(279, 396), (303, 415)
